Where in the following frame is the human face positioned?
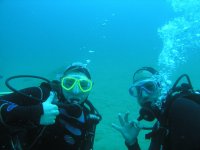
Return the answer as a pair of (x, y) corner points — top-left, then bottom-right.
(129, 79), (160, 106)
(61, 73), (92, 104)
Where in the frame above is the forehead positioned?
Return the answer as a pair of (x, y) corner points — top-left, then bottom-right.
(133, 78), (156, 86)
(64, 72), (89, 79)
(133, 70), (154, 82)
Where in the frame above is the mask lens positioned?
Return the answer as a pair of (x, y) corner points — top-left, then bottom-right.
(129, 80), (157, 97)
(62, 77), (76, 90)
(142, 82), (156, 94)
(79, 79), (92, 92)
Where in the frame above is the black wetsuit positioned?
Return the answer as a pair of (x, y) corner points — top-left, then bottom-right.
(126, 97), (200, 150)
(0, 83), (100, 150)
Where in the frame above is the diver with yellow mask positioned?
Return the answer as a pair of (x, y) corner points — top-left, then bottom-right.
(0, 62), (101, 150)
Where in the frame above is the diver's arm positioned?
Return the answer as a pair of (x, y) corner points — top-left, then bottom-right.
(0, 99), (43, 126)
(0, 86), (49, 126)
(0, 94), (59, 126)
(0, 87), (44, 125)
(125, 139), (141, 150)
(0, 87), (44, 105)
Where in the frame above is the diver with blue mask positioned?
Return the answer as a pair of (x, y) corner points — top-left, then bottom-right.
(0, 62), (101, 150)
(112, 67), (200, 150)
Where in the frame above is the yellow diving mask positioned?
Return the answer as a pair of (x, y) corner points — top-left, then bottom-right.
(61, 76), (93, 92)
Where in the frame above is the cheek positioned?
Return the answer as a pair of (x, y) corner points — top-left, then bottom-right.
(138, 99), (144, 106)
(62, 89), (71, 97)
(138, 96), (152, 106)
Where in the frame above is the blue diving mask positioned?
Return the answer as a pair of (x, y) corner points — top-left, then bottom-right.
(129, 79), (158, 97)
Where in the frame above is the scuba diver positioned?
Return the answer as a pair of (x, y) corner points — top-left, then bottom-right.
(112, 67), (200, 150)
(0, 62), (101, 150)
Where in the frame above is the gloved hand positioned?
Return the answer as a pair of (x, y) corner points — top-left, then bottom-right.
(40, 91), (59, 125)
(112, 112), (142, 146)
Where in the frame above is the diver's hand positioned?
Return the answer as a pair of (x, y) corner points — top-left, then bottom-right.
(112, 112), (142, 146)
(40, 91), (59, 125)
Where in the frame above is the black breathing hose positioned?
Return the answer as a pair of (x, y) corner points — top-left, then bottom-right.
(5, 75), (51, 102)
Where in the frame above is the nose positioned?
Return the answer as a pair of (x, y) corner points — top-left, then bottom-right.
(72, 84), (80, 94)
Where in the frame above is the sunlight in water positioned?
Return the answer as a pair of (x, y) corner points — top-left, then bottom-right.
(158, 0), (200, 77)
(156, 0), (200, 103)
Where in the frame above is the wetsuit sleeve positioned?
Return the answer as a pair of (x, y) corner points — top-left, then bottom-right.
(0, 100), (43, 125)
(125, 139), (141, 150)
(0, 86), (49, 126)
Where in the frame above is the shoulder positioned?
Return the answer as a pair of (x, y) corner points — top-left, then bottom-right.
(170, 97), (200, 112)
(0, 87), (44, 105)
(169, 97), (200, 125)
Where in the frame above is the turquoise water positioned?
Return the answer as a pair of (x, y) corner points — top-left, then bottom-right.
(1, 0), (200, 149)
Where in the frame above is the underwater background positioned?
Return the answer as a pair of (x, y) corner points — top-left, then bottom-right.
(0, 0), (200, 149)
